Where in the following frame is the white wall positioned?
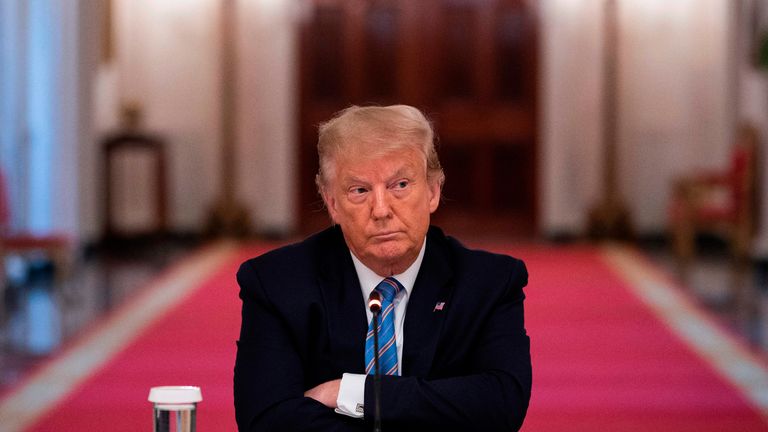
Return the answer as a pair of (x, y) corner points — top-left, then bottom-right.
(739, 0), (768, 258)
(86, 0), (299, 240)
(540, 0), (733, 235)
(619, 0), (732, 232)
(50, 0), (82, 238)
(236, 0), (298, 234)
(540, 0), (604, 235)
(85, 0), (739, 244)
(110, 0), (223, 234)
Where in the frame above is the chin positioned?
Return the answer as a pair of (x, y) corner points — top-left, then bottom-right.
(372, 242), (412, 262)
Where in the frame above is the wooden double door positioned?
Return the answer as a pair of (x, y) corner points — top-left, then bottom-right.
(299, 0), (538, 238)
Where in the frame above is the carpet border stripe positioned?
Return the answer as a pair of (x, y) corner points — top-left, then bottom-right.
(603, 245), (768, 424)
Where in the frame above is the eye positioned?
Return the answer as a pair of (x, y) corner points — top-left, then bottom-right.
(392, 180), (409, 190)
(347, 186), (368, 203)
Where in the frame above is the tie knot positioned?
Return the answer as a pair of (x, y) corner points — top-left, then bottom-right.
(375, 277), (403, 303)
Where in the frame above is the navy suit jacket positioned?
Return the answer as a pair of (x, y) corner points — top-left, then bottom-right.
(234, 226), (531, 431)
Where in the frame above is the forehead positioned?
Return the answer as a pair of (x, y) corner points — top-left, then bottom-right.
(335, 147), (426, 181)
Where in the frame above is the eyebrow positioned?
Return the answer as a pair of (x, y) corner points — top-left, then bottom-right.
(343, 167), (414, 186)
(391, 167), (413, 178)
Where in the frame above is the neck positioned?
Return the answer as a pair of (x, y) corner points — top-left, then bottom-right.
(363, 257), (414, 278)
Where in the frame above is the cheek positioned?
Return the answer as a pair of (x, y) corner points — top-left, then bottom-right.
(398, 203), (431, 233)
(337, 204), (371, 232)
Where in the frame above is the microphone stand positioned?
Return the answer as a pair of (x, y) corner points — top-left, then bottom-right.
(368, 292), (383, 432)
(372, 309), (382, 432)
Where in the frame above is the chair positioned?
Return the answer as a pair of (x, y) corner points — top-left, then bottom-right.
(0, 170), (72, 284)
(101, 104), (168, 245)
(669, 124), (760, 266)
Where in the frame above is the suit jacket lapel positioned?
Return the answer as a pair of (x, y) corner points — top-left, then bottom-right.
(402, 227), (454, 377)
(317, 227), (368, 375)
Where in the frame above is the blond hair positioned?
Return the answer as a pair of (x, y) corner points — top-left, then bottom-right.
(315, 105), (445, 192)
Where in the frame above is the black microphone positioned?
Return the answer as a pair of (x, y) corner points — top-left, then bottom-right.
(368, 291), (382, 314)
(368, 291), (382, 432)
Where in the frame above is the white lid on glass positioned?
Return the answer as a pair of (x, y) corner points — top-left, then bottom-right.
(148, 386), (203, 404)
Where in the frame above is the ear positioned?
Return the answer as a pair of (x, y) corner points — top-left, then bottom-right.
(321, 188), (340, 223)
(427, 179), (441, 214)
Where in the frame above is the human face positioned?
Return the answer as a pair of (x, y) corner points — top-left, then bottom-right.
(322, 147), (441, 276)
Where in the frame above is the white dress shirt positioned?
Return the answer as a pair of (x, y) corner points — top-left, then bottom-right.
(335, 239), (426, 418)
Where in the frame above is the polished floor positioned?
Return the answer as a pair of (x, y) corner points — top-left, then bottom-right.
(644, 243), (768, 352)
(0, 239), (199, 395)
(0, 236), (766, 397)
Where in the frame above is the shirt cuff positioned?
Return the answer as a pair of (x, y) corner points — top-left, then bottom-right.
(334, 373), (366, 418)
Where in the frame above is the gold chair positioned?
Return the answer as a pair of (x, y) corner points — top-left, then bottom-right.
(669, 125), (760, 267)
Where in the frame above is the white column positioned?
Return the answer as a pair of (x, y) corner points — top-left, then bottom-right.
(0, 0), (28, 231)
(25, 0), (80, 236)
(540, 0), (604, 235)
(237, 0), (300, 234)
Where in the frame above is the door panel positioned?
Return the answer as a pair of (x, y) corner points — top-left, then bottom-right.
(299, 0), (538, 237)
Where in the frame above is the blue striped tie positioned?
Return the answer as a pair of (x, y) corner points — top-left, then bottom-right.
(365, 277), (403, 376)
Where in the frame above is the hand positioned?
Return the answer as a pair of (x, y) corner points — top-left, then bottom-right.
(304, 379), (341, 408)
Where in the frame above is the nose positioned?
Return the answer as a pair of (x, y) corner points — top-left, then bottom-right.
(371, 187), (392, 220)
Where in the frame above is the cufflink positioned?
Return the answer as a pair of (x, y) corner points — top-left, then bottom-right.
(355, 403), (364, 414)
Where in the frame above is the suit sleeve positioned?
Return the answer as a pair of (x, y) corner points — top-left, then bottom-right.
(365, 259), (531, 432)
(234, 261), (367, 432)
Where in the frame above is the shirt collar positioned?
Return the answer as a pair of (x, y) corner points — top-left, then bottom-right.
(350, 237), (426, 299)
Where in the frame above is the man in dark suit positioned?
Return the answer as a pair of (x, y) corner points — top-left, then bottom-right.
(234, 105), (531, 431)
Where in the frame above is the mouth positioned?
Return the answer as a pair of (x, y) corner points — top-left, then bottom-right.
(370, 231), (402, 241)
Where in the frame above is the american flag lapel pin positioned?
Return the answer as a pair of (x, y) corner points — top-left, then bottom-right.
(433, 302), (445, 312)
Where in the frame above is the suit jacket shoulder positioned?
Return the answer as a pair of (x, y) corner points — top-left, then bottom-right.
(426, 226), (528, 298)
(236, 226), (350, 300)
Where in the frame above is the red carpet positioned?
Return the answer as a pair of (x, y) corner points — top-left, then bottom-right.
(515, 246), (768, 432)
(22, 247), (260, 432)
(10, 244), (768, 431)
